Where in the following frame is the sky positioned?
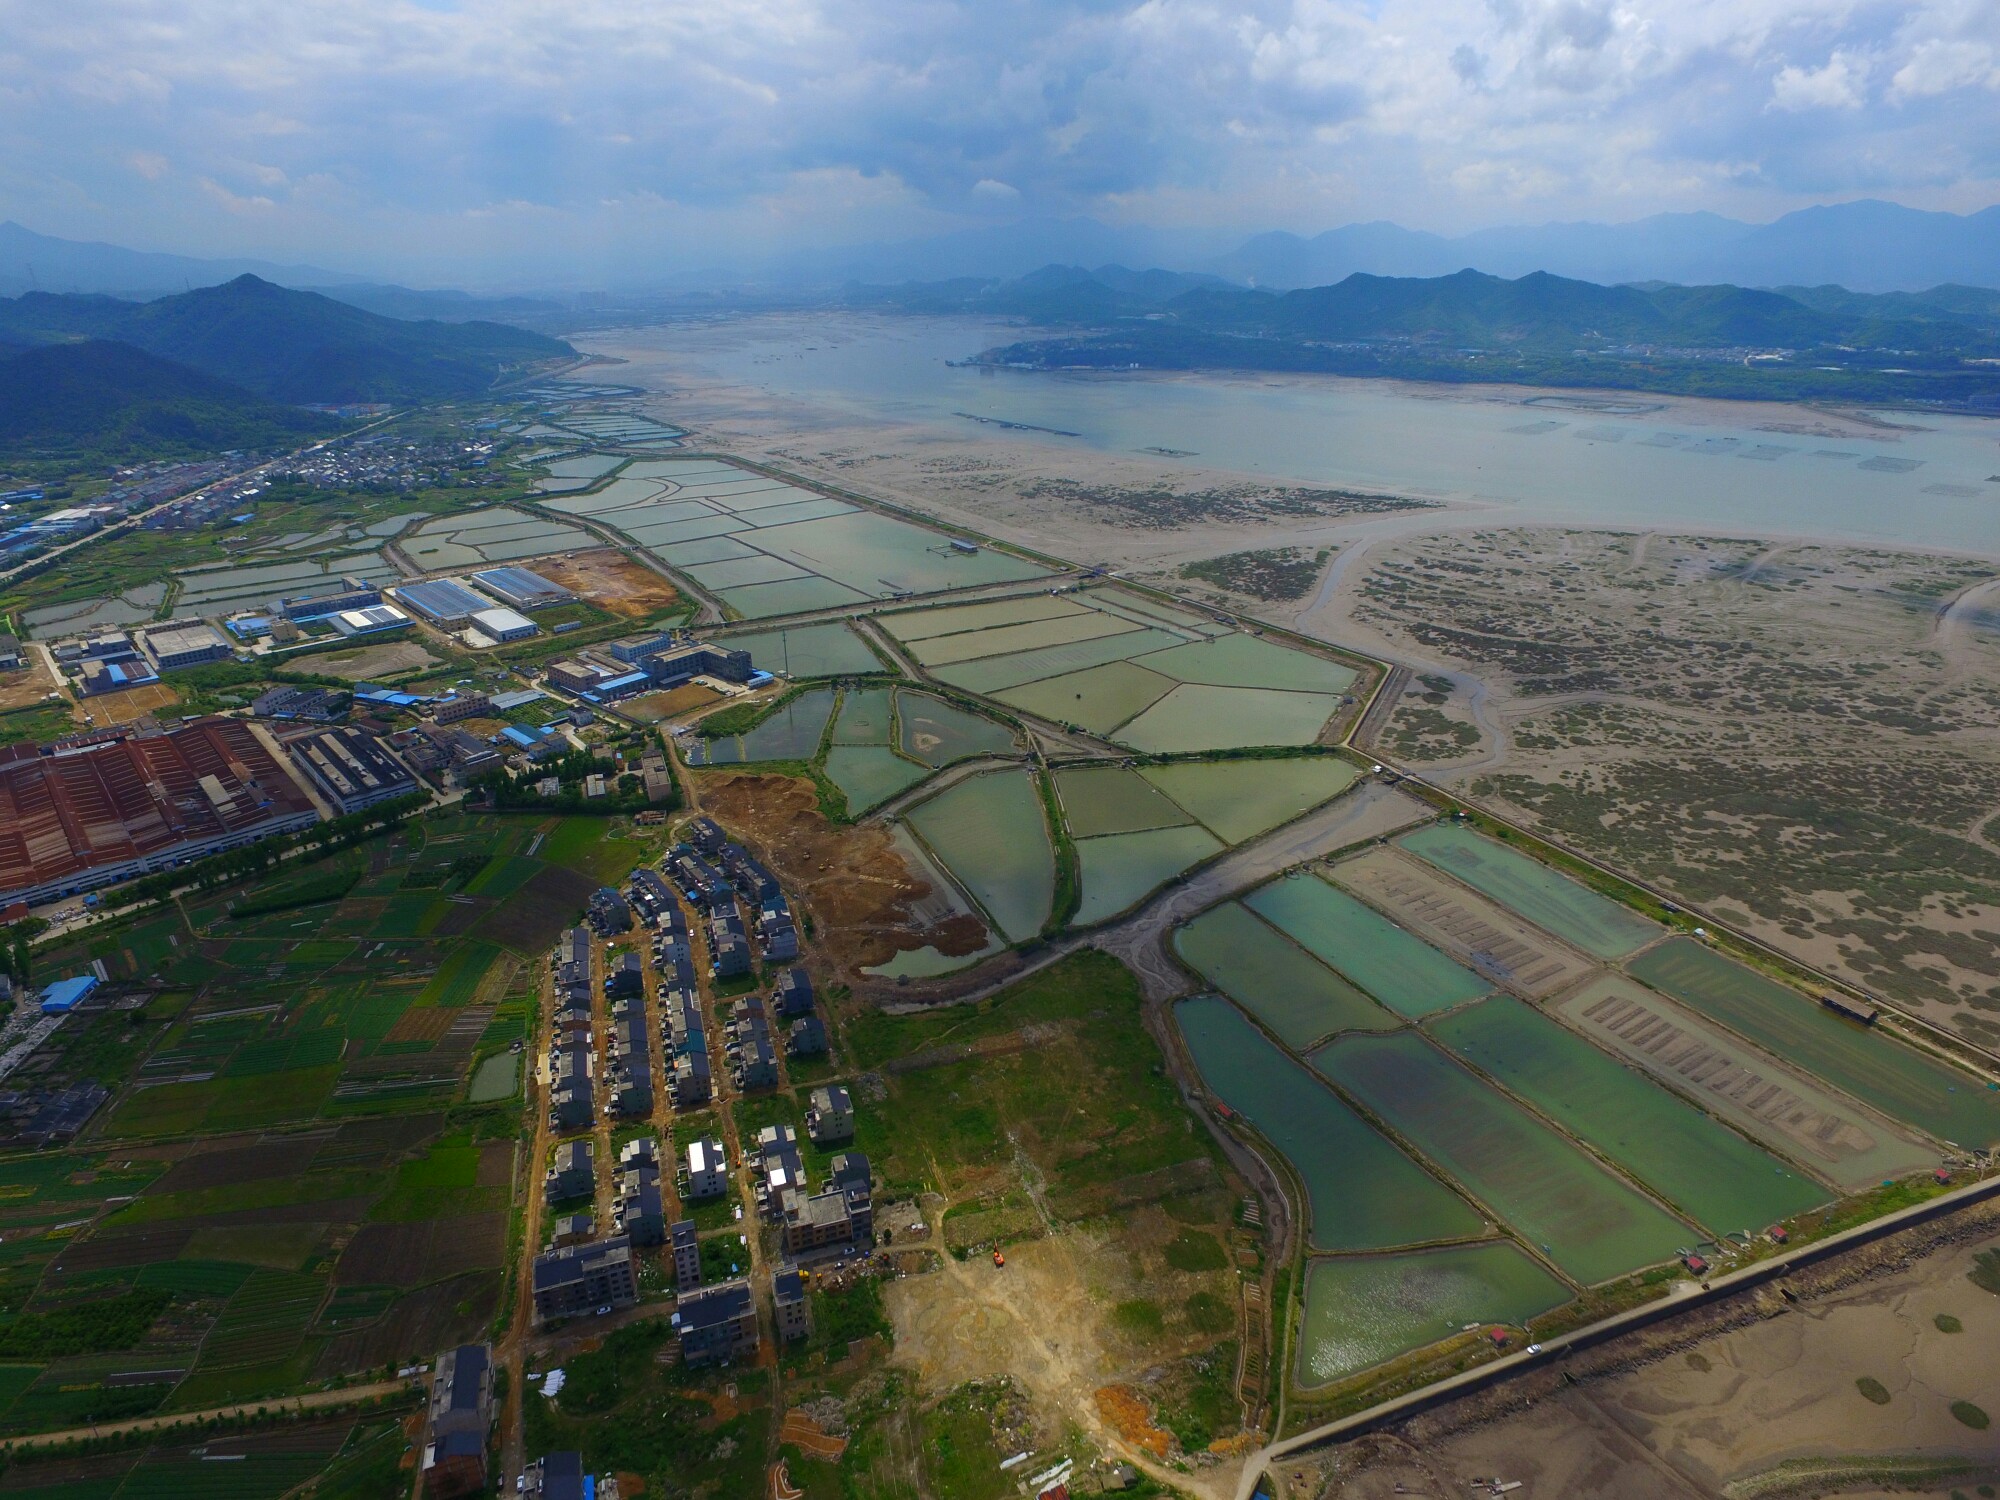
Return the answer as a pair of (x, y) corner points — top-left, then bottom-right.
(1, 0), (1997, 284)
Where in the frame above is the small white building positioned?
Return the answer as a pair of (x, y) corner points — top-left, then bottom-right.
(470, 607), (538, 644)
(329, 603), (410, 636)
(140, 621), (232, 671)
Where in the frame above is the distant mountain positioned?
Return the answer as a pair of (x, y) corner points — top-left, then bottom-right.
(308, 283), (567, 325)
(0, 276), (576, 403)
(0, 221), (361, 299)
(977, 267), (2000, 408)
(0, 341), (330, 465)
(1216, 202), (2000, 294)
(846, 262), (1229, 321)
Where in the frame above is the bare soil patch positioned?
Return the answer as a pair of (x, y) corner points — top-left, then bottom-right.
(693, 770), (988, 976)
(538, 547), (681, 618)
(308, 640), (438, 681)
(78, 681), (178, 725)
(154, 1137), (325, 1194)
(0, 654), (64, 711)
(623, 684), (723, 723)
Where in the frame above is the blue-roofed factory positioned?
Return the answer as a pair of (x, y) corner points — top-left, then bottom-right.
(470, 567), (573, 610)
(392, 578), (492, 625)
(40, 975), (99, 1014)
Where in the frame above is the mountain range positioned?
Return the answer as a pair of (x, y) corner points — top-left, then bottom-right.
(0, 276), (576, 404)
(970, 266), (2000, 408)
(8, 200), (2000, 299)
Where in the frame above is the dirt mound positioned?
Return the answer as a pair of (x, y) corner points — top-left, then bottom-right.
(1094, 1384), (1172, 1458)
(695, 770), (989, 976)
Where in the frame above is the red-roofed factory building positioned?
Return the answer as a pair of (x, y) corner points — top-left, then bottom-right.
(0, 718), (323, 908)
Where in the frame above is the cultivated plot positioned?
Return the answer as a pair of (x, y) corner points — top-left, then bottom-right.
(1176, 996), (1485, 1252)
(1314, 1031), (1693, 1285)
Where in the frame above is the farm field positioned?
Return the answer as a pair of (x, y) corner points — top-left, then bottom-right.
(1313, 1031), (1693, 1286)
(880, 585), (1358, 751)
(1297, 1244), (1570, 1387)
(0, 809), (658, 1436)
(545, 457), (1050, 616)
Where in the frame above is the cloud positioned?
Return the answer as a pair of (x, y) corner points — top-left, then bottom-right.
(0, 0), (1993, 282)
(1770, 51), (1870, 112)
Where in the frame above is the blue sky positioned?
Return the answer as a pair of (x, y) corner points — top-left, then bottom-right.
(1, 0), (1995, 283)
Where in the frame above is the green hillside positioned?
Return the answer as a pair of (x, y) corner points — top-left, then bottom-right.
(0, 340), (331, 465)
(0, 276), (575, 403)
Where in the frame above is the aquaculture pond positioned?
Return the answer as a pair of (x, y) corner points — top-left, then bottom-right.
(1297, 1245), (1572, 1387)
(823, 746), (930, 814)
(1175, 996), (1483, 1252)
(1174, 903), (1397, 1049)
(903, 770), (1055, 942)
(1553, 976), (1935, 1192)
(898, 694), (1017, 766)
(1138, 757), (1358, 844)
(1247, 875), (1491, 1018)
(1314, 1031), (1693, 1285)
(1399, 824), (1659, 959)
(1072, 825), (1223, 925)
(684, 688), (835, 764)
(1431, 996), (1830, 1233)
(1628, 940), (2000, 1149)
(831, 686), (896, 743)
(1115, 683), (1343, 754)
(717, 621), (886, 679)
(1055, 766), (1194, 838)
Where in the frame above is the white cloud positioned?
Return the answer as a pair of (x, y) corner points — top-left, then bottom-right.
(1770, 51), (1870, 112)
(1890, 39), (1998, 101)
(0, 0), (1992, 279)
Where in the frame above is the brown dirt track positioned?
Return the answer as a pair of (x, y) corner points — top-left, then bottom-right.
(538, 547), (682, 617)
(692, 770), (989, 975)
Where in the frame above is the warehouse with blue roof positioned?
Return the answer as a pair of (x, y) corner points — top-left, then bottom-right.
(392, 578), (491, 625)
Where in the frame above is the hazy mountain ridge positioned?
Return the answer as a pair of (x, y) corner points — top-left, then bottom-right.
(0, 340), (332, 465)
(0, 276), (576, 403)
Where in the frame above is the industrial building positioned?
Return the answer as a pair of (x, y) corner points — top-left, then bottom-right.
(39, 975), (98, 1014)
(393, 578), (491, 625)
(428, 693), (492, 724)
(470, 567), (572, 610)
(77, 658), (159, 695)
(285, 726), (417, 813)
(140, 621), (233, 671)
(329, 603), (411, 636)
(469, 606), (538, 644)
(0, 635), (22, 671)
(0, 719), (321, 908)
(531, 1236), (637, 1323)
(544, 659), (608, 694)
(280, 577), (382, 621)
